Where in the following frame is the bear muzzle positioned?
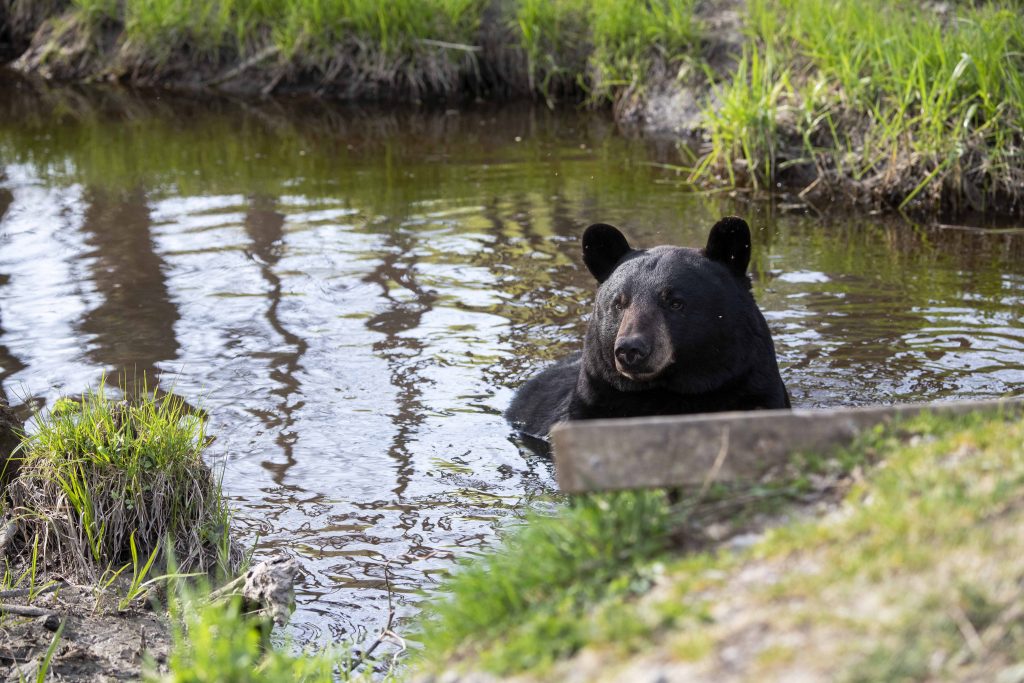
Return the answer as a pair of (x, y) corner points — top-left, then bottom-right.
(613, 334), (673, 381)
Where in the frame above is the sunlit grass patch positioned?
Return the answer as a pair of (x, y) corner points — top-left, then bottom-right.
(760, 410), (1024, 579)
(6, 378), (237, 580)
(414, 409), (1024, 678)
(706, 410), (1024, 679)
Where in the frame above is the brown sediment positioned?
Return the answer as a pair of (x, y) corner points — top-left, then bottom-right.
(0, 580), (172, 682)
(0, 0), (69, 61)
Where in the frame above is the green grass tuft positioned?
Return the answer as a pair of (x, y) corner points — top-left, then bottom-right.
(6, 377), (237, 580)
(513, 0), (700, 102)
(149, 587), (350, 683)
(415, 491), (674, 674)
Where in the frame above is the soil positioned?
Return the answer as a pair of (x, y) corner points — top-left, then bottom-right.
(0, 581), (171, 682)
(617, 0), (745, 136)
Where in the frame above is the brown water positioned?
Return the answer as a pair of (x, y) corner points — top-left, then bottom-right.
(2, 75), (1023, 649)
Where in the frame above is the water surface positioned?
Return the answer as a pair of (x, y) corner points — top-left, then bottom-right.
(2, 75), (1023, 649)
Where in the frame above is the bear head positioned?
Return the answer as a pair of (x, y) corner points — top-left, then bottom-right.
(580, 216), (762, 395)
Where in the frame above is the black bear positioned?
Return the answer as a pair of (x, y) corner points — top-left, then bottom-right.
(506, 216), (790, 440)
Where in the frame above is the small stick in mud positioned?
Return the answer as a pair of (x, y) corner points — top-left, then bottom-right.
(0, 584), (60, 601)
(0, 603), (58, 618)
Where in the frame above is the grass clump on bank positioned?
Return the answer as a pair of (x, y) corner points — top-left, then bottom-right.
(693, 0), (1024, 213)
(414, 409), (1024, 680)
(5, 379), (236, 580)
(15, 0), (703, 103)
(515, 0), (699, 102)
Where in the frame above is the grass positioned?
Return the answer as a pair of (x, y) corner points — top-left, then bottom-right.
(694, 0), (1024, 212)
(30, 0), (704, 102)
(414, 491), (676, 673)
(5, 377), (237, 581)
(513, 0), (700, 102)
(412, 409), (1024, 679)
(149, 589), (351, 683)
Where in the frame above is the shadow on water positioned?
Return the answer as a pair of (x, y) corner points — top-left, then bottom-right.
(1, 71), (1023, 647)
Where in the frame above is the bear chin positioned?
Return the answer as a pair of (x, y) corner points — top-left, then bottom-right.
(614, 364), (670, 382)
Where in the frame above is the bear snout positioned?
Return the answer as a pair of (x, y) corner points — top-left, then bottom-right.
(614, 337), (651, 370)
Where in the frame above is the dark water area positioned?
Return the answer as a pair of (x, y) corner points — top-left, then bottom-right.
(2, 74), (1024, 649)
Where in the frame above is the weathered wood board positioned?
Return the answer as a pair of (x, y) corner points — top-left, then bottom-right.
(550, 397), (1024, 493)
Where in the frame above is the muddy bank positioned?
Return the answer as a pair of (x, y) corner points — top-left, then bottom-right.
(0, 583), (172, 682)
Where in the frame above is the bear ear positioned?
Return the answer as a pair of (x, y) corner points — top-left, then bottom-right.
(582, 223), (632, 283)
(704, 216), (751, 277)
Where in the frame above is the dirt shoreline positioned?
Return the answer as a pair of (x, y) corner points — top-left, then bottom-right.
(0, 580), (172, 682)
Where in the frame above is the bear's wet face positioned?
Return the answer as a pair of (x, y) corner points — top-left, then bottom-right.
(582, 218), (756, 392)
(505, 216), (789, 441)
(594, 249), (738, 384)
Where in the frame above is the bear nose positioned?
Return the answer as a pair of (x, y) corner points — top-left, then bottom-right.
(614, 338), (650, 369)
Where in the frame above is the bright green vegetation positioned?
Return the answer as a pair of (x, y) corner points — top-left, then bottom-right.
(5, 378), (236, 580)
(150, 590), (352, 683)
(414, 409), (1024, 680)
(695, 0), (1024, 212)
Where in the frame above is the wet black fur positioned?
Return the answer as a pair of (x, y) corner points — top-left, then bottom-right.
(506, 217), (790, 440)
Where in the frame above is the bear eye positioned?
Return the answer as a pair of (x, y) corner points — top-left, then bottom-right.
(668, 298), (685, 311)
(613, 294), (628, 311)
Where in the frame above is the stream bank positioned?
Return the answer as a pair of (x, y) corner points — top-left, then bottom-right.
(3, 0), (1021, 214)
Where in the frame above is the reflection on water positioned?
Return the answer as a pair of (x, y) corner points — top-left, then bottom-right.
(1, 74), (1023, 647)
(77, 186), (179, 387)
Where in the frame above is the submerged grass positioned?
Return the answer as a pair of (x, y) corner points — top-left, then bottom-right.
(6, 378), (236, 580)
(695, 0), (1024, 212)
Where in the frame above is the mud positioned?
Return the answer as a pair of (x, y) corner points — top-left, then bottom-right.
(0, 581), (171, 682)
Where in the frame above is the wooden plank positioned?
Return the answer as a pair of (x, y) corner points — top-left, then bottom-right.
(550, 397), (1024, 493)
